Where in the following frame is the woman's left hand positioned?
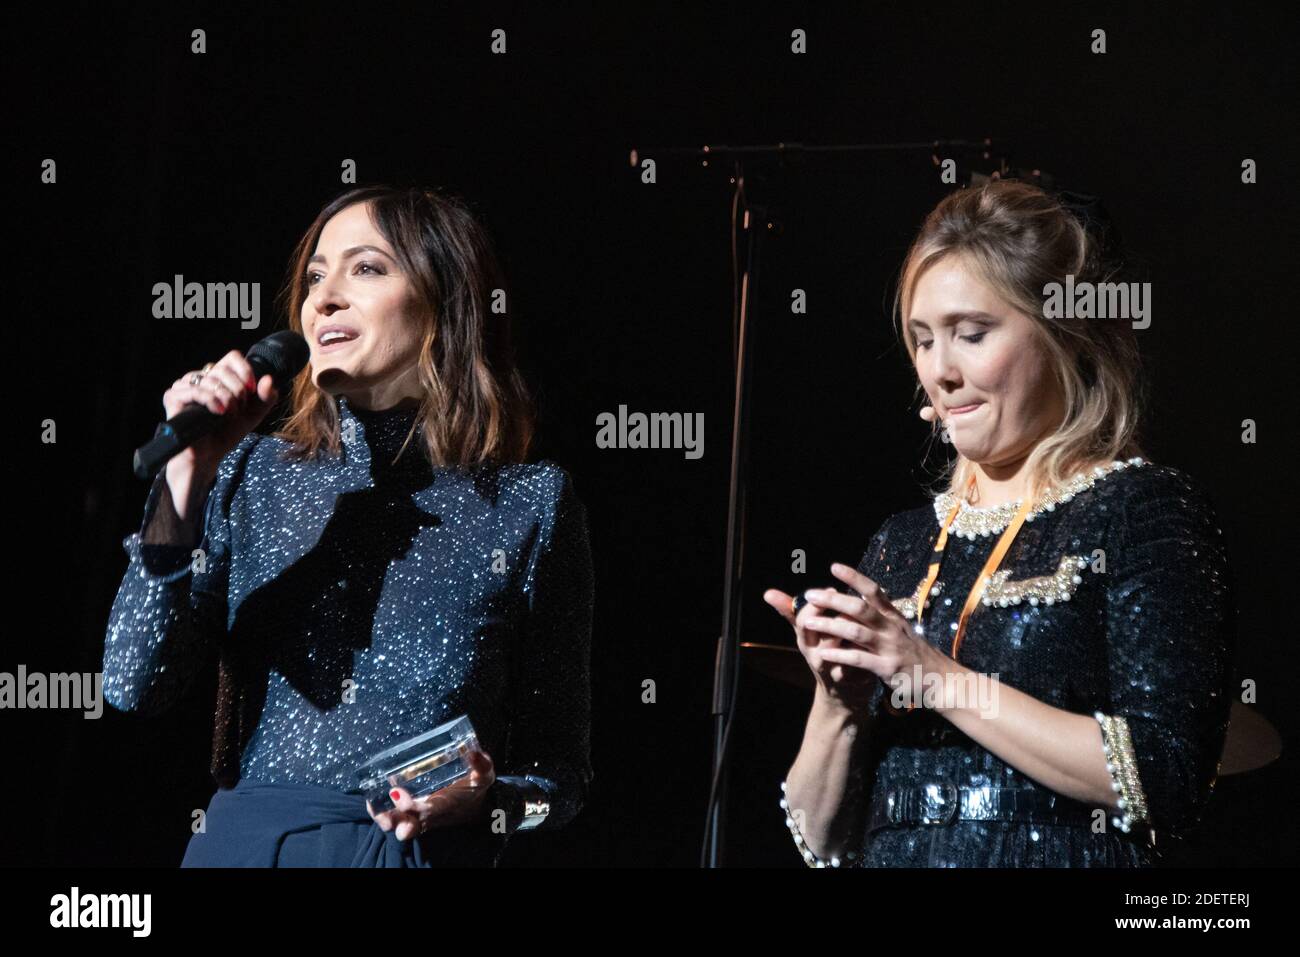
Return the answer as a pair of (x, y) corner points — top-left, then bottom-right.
(801, 563), (940, 692)
(366, 748), (497, 841)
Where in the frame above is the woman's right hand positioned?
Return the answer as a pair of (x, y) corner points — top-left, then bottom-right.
(763, 587), (882, 715)
(162, 349), (281, 492)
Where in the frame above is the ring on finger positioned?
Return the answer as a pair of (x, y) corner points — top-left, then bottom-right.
(791, 591), (809, 614)
(188, 362), (215, 387)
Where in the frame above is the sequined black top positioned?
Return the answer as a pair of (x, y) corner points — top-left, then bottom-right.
(103, 395), (593, 840)
(845, 459), (1234, 867)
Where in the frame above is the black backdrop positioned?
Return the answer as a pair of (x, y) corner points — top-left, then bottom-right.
(14, 3), (1295, 868)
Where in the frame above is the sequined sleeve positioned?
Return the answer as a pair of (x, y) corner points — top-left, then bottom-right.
(102, 439), (253, 716)
(1099, 468), (1235, 838)
(494, 467), (594, 831)
(782, 519), (899, 867)
(853, 520), (901, 720)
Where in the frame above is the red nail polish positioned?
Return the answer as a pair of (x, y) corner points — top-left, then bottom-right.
(390, 789), (402, 802)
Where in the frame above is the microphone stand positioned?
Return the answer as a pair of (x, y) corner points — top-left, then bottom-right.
(707, 162), (767, 869)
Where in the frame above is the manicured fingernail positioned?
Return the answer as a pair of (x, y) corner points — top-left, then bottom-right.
(390, 789), (402, 802)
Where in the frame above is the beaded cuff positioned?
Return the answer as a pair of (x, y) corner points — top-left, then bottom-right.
(778, 781), (858, 868)
(1094, 712), (1150, 832)
(492, 775), (552, 831)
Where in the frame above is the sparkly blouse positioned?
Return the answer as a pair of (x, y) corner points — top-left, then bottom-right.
(103, 395), (593, 841)
(838, 459), (1234, 867)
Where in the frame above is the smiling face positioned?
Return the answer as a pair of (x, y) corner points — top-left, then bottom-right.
(907, 255), (1065, 473)
(301, 201), (427, 409)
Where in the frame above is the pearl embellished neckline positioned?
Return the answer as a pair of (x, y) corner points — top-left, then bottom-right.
(933, 458), (1146, 539)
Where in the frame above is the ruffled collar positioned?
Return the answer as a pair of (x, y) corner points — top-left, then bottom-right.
(336, 395), (425, 470)
(933, 457), (1145, 539)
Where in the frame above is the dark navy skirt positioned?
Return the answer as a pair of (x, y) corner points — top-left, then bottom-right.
(181, 777), (507, 867)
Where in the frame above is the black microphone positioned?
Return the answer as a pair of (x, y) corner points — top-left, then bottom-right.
(133, 330), (310, 480)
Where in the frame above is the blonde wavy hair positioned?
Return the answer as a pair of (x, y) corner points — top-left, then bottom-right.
(892, 179), (1144, 501)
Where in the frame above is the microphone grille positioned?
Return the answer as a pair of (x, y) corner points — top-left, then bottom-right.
(247, 330), (310, 378)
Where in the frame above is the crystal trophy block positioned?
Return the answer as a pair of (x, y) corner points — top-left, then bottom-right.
(357, 715), (481, 814)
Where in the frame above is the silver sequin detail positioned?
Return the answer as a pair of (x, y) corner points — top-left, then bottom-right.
(103, 395), (593, 835)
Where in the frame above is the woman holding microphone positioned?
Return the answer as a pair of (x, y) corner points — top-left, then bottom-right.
(104, 185), (593, 867)
(764, 179), (1234, 867)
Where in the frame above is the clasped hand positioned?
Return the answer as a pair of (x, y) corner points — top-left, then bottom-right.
(764, 562), (939, 712)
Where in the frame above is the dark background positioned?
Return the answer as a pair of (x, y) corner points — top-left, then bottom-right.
(12, 3), (1295, 867)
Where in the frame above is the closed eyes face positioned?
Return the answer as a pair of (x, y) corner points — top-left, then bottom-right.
(906, 256), (1063, 469)
(300, 201), (424, 401)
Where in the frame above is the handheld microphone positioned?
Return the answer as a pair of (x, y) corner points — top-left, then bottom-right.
(132, 330), (309, 480)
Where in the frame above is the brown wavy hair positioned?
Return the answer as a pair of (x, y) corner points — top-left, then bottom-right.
(270, 185), (534, 467)
(892, 179), (1144, 499)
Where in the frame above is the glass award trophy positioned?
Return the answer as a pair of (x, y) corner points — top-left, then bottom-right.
(357, 714), (481, 814)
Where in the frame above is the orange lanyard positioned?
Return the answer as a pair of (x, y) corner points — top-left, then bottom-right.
(884, 477), (1035, 715)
